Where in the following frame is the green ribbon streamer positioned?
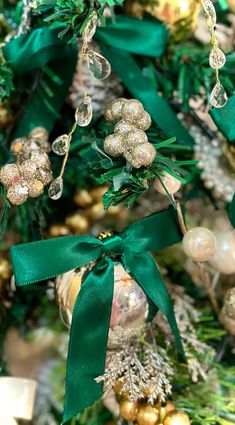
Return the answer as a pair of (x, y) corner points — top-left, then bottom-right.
(10, 207), (185, 424)
(2, 26), (77, 136)
(227, 193), (235, 228)
(217, 0), (229, 11)
(96, 17), (194, 145)
(210, 96), (235, 144)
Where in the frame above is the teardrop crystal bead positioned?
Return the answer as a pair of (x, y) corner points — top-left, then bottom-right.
(82, 12), (98, 42)
(48, 176), (63, 200)
(87, 50), (111, 80)
(52, 134), (70, 156)
(210, 83), (228, 108)
(75, 95), (93, 126)
(209, 46), (226, 69)
(202, 0), (216, 29)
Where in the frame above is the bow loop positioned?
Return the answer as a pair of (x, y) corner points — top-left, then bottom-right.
(102, 234), (124, 256)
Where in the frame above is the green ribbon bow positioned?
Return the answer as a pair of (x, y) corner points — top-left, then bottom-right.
(227, 193), (235, 228)
(96, 16), (193, 145)
(2, 25), (77, 137)
(10, 206), (184, 424)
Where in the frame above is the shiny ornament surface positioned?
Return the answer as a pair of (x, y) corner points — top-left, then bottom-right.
(208, 231), (235, 275)
(56, 262), (148, 329)
(0, 259), (12, 281)
(122, 99), (144, 122)
(154, 172), (181, 195)
(126, 143), (156, 168)
(136, 111), (152, 131)
(124, 129), (148, 147)
(220, 308), (235, 335)
(104, 134), (124, 156)
(0, 164), (20, 187)
(163, 410), (190, 425)
(75, 95), (93, 127)
(119, 399), (138, 421)
(74, 189), (93, 207)
(10, 138), (27, 156)
(27, 179), (44, 197)
(183, 227), (217, 262)
(137, 404), (159, 425)
(159, 401), (175, 421)
(19, 160), (38, 180)
(65, 213), (89, 233)
(52, 134), (70, 156)
(48, 177), (63, 200)
(107, 98), (127, 122)
(228, 0), (235, 12)
(87, 50), (111, 80)
(114, 120), (136, 135)
(7, 182), (29, 205)
(209, 46), (226, 70)
(210, 83), (228, 108)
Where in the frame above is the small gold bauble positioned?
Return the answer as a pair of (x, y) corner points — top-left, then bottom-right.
(104, 134), (124, 157)
(49, 224), (71, 237)
(29, 126), (49, 141)
(10, 138), (27, 156)
(136, 111), (152, 131)
(124, 129), (148, 148)
(73, 189), (93, 207)
(220, 308), (235, 336)
(154, 172), (181, 195)
(183, 227), (217, 262)
(122, 99), (144, 123)
(228, 0), (235, 12)
(0, 164), (20, 187)
(106, 98), (127, 122)
(208, 231), (235, 275)
(125, 143), (156, 168)
(36, 168), (53, 185)
(0, 259), (12, 281)
(27, 179), (44, 198)
(114, 120), (136, 135)
(137, 404), (159, 425)
(19, 160), (38, 180)
(30, 151), (51, 169)
(7, 181), (29, 205)
(223, 288), (235, 319)
(163, 410), (190, 425)
(159, 402), (175, 421)
(85, 202), (106, 221)
(120, 399), (138, 422)
(65, 213), (89, 233)
(90, 185), (108, 202)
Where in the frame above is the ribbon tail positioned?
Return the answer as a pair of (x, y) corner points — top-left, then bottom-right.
(123, 251), (185, 359)
(227, 193), (235, 228)
(62, 257), (114, 424)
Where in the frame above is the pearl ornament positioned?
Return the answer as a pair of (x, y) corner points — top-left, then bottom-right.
(154, 171), (181, 195)
(183, 227), (217, 262)
(208, 231), (235, 274)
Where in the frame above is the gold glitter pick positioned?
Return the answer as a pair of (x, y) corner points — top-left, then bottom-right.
(201, 0), (228, 108)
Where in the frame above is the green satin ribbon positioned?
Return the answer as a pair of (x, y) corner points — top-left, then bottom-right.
(210, 96), (235, 144)
(96, 17), (194, 145)
(2, 26), (77, 136)
(10, 206), (185, 424)
(227, 193), (235, 228)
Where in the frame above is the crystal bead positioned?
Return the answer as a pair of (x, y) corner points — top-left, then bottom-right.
(48, 177), (63, 200)
(209, 46), (226, 70)
(87, 50), (111, 80)
(210, 83), (228, 108)
(52, 134), (70, 156)
(75, 95), (93, 127)
(82, 12), (98, 42)
(202, 0), (216, 30)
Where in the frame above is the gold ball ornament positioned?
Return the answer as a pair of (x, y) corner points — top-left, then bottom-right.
(163, 410), (190, 425)
(125, 143), (156, 168)
(73, 189), (93, 207)
(114, 120), (136, 135)
(154, 172), (181, 195)
(29, 126), (49, 141)
(90, 185), (108, 202)
(49, 224), (71, 237)
(120, 399), (139, 422)
(65, 213), (89, 233)
(122, 99), (144, 123)
(137, 404), (159, 425)
(7, 181), (29, 205)
(183, 227), (217, 262)
(208, 231), (235, 275)
(125, 0), (201, 33)
(27, 179), (44, 198)
(220, 308), (235, 336)
(19, 160), (38, 180)
(85, 202), (106, 221)
(0, 259), (12, 281)
(159, 402), (175, 421)
(104, 134), (124, 157)
(136, 111), (152, 131)
(124, 129), (148, 147)
(0, 164), (20, 187)
(36, 168), (53, 185)
(223, 288), (235, 319)
(105, 98), (127, 122)
(10, 138), (27, 156)
(29, 151), (51, 169)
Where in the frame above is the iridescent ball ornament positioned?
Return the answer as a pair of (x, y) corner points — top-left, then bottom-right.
(104, 98), (156, 169)
(183, 227), (217, 262)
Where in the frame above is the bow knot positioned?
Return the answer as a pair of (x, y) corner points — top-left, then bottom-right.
(102, 234), (124, 256)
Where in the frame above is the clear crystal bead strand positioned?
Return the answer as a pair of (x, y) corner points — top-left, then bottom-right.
(201, 0), (228, 108)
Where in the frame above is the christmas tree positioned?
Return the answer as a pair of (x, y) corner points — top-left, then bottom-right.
(0, 0), (235, 424)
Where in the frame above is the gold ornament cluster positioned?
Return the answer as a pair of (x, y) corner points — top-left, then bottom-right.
(116, 383), (190, 425)
(0, 127), (52, 205)
(220, 288), (235, 335)
(104, 98), (156, 168)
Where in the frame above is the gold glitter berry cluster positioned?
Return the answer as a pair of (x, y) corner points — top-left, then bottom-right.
(0, 127), (53, 205)
(104, 98), (156, 168)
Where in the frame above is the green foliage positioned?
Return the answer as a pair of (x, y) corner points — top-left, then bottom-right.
(0, 53), (14, 101)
